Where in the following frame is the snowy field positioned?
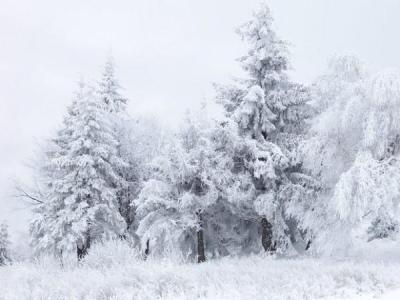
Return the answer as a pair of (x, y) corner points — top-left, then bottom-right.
(1, 241), (400, 300)
(1, 256), (399, 300)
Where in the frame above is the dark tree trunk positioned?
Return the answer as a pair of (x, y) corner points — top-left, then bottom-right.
(58, 250), (64, 268)
(305, 239), (312, 251)
(77, 234), (91, 261)
(144, 239), (150, 260)
(196, 212), (206, 263)
(0, 249), (7, 266)
(261, 217), (275, 252)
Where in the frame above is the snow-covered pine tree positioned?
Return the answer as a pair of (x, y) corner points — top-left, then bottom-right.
(135, 110), (220, 262)
(30, 81), (126, 260)
(97, 57), (139, 239)
(0, 222), (10, 265)
(98, 56), (128, 114)
(216, 4), (314, 253)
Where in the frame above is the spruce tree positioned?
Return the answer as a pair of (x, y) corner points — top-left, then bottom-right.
(98, 56), (128, 114)
(31, 82), (126, 259)
(97, 58), (139, 238)
(217, 4), (314, 253)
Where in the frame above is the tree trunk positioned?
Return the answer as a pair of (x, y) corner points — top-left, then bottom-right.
(77, 234), (91, 261)
(196, 212), (206, 263)
(144, 239), (150, 260)
(261, 217), (274, 252)
(305, 239), (312, 251)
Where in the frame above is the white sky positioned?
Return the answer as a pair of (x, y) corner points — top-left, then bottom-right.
(1, 0), (400, 239)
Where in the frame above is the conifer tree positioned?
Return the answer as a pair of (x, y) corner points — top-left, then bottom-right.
(216, 4), (314, 253)
(31, 82), (126, 259)
(98, 57), (128, 114)
(97, 58), (142, 239)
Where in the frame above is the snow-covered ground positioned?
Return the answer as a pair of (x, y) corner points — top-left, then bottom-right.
(1, 240), (400, 300)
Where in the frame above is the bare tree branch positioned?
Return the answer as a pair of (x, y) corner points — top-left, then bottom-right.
(14, 183), (44, 205)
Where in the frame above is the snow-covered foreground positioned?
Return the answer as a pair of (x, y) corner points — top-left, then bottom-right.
(1, 242), (400, 300)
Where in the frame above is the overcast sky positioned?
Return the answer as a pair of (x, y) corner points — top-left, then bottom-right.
(1, 0), (400, 239)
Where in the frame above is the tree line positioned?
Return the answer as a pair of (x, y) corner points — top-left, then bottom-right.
(15, 3), (400, 263)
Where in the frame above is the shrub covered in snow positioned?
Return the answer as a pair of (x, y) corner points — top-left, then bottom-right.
(0, 222), (11, 265)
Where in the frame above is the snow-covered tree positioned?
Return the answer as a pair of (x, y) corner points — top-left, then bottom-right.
(117, 115), (169, 238)
(98, 56), (128, 114)
(216, 3), (314, 253)
(310, 55), (366, 114)
(97, 57), (143, 239)
(30, 81), (127, 259)
(304, 56), (366, 188)
(99, 58), (134, 238)
(299, 56), (367, 251)
(305, 57), (400, 254)
(135, 109), (228, 262)
(0, 222), (10, 265)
